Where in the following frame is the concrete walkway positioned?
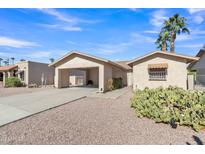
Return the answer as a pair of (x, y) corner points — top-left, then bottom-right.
(88, 86), (131, 99)
(0, 87), (97, 127)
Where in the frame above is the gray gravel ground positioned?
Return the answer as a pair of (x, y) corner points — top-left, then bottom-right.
(0, 89), (205, 145)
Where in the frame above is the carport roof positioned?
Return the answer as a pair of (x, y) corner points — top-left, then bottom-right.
(0, 65), (18, 72)
(49, 51), (128, 70)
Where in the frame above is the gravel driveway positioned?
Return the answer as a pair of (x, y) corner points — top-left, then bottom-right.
(0, 88), (205, 145)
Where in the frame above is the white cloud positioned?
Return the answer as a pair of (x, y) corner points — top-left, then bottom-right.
(0, 36), (38, 48)
(144, 30), (159, 34)
(187, 8), (205, 14)
(86, 32), (155, 55)
(29, 51), (51, 58)
(84, 40), (135, 56)
(40, 24), (82, 31)
(37, 8), (78, 23)
(176, 33), (205, 42)
(176, 35), (193, 41)
(178, 43), (203, 48)
(66, 40), (78, 45)
(192, 15), (204, 24)
(192, 29), (205, 35)
(128, 8), (140, 12)
(36, 9), (101, 32)
(37, 8), (100, 24)
(132, 33), (155, 43)
(187, 9), (205, 25)
(62, 26), (82, 31)
(150, 9), (168, 27)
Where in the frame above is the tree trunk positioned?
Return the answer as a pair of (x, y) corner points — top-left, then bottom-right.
(170, 32), (176, 53)
(162, 43), (166, 52)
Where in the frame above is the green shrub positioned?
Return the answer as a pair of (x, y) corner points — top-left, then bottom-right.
(107, 79), (114, 91)
(5, 77), (23, 87)
(107, 77), (123, 91)
(131, 86), (205, 131)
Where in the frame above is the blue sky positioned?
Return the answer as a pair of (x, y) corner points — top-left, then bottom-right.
(0, 8), (205, 64)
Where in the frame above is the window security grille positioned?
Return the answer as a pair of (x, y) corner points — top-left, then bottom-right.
(149, 68), (167, 81)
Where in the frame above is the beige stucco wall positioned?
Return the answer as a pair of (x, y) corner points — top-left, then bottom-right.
(112, 66), (128, 86)
(16, 61), (29, 85)
(28, 61), (54, 85)
(87, 67), (99, 86)
(54, 54), (105, 92)
(192, 53), (205, 85)
(104, 64), (112, 91)
(17, 61), (54, 86)
(60, 69), (69, 87)
(127, 71), (133, 86)
(132, 54), (188, 90)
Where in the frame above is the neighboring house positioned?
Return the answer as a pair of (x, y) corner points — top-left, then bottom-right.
(127, 51), (199, 90)
(49, 51), (131, 92)
(188, 49), (205, 85)
(0, 65), (18, 87)
(0, 61), (54, 87)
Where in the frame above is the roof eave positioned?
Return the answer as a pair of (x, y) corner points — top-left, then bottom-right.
(127, 51), (199, 66)
(49, 51), (110, 67)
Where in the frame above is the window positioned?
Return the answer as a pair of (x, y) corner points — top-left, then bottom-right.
(148, 68), (167, 81)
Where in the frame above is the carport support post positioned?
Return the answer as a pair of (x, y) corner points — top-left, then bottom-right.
(187, 74), (194, 90)
(3, 72), (7, 87)
(54, 68), (61, 88)
(99, 66), (104, 93)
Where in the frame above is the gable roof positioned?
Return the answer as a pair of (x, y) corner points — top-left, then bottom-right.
(49, 51), (128, 70)
(127, 51), (199, 66)
(0, 65), (18, 72)
(188, 49), (205, 70)
(115, 61), (132, 70)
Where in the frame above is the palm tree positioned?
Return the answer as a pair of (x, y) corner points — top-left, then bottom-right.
(49, 58), (55, 63)
(3, 60), (8, 66)
(6, 58), (9, 65)
(155, 29), (170, 52)
(11, 57), (15, 65)
(0, 58), (3, 66)
(163, 14), (190, 53)
(20, 59), (26, 61)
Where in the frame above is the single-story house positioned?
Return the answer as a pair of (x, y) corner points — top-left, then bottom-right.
(0, 61), (54, 87)
(188, 49), (205, 85)
(127, 51), (199, 90)
(49, 51), (132, 92)
(0, 65), (18, 85)
(50, 50), (198, 92)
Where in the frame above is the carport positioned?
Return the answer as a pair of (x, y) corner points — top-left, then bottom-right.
(57, 67), (99, 88)
(0, 65), (18, 87)
(49, 51), (128, 92)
